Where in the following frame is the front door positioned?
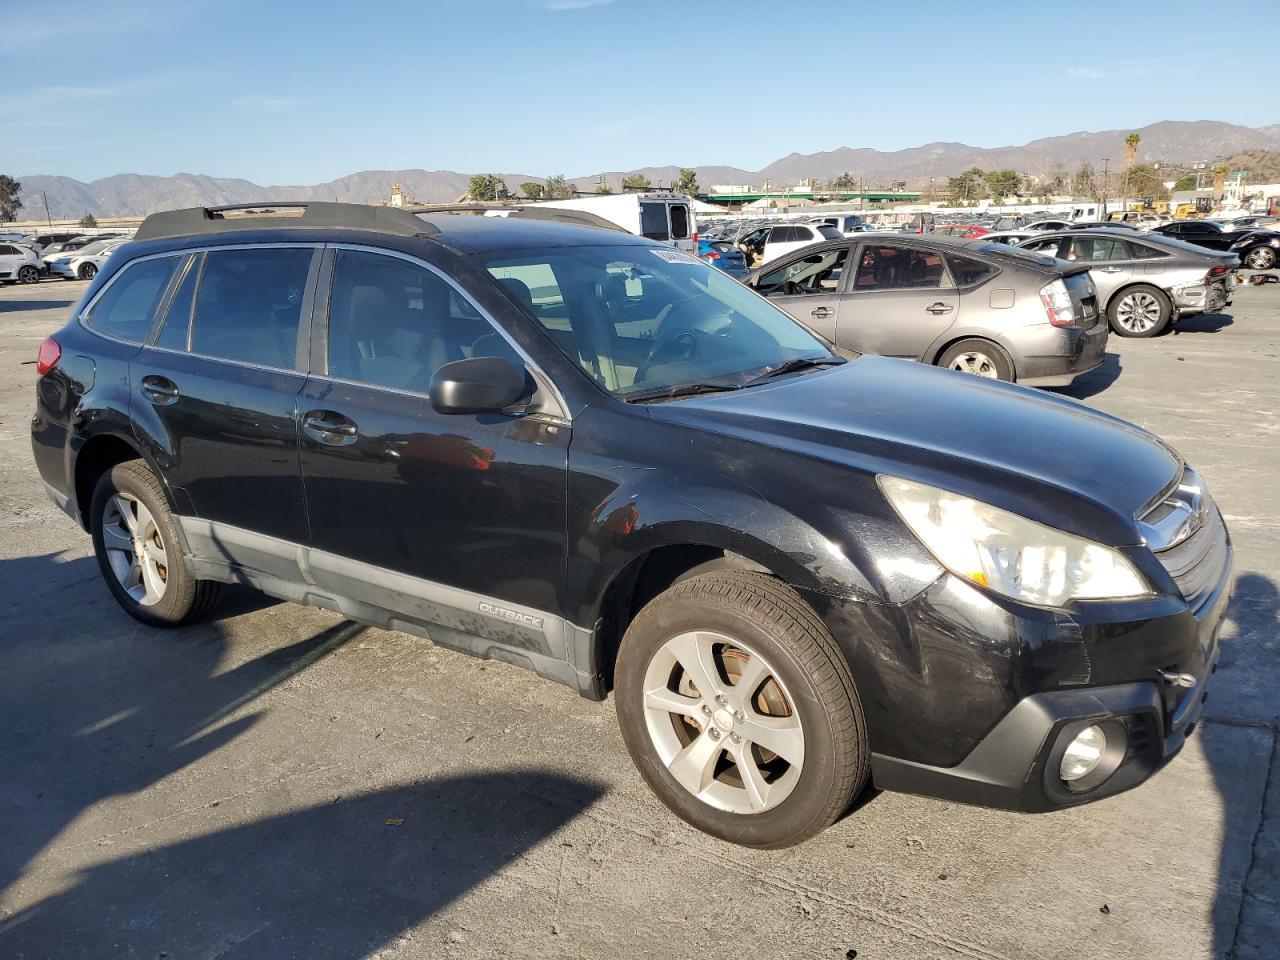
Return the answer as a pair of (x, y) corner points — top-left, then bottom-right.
(835, 243), (958, 359)
(132, 245), (317, 545)
(298, 246), (571, 641)
(752, 245), (851, 345)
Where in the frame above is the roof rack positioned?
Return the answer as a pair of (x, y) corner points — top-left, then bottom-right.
(404, 203), (630, 235)
(134, 202), (440, 242)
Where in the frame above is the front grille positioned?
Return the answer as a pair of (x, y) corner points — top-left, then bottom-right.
(1142, 466), (1230, 611)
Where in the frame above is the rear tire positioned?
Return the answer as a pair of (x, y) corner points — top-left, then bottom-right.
(90, 459), (223, 626)
(937, 338), (1015, 381)
(18, 265), (39, 284)
(1108, 284), (1171, 337)
(79, 262), (98, 281)
(615, 571), (868, 848)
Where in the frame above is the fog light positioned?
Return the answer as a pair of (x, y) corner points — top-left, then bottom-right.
(1060, 725), (1107, 782)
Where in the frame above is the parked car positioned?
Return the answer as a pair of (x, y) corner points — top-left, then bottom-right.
(980, 231), (1037, 247)
(695, 238), (750, 278)
(0, 242), (44, 284)
(32, 202), (1230, 848)
(1105, 211), (1163, 229)
(736, 222), (842, 268)
(745, 234), (1106, 386)
(1025, 219), (1073, 232)
(23, 231), (83, 254)
(811, 213), (868, 236)
(1069, 221), (1141, 231)
(932, 224), (991, 239)
(1016, 231), (1236, 337)
(41, 234), (115, 262)
(1216, 215), (1279, 233)
(1153, 220), (1279, 270)
(46, 238), (128, 280)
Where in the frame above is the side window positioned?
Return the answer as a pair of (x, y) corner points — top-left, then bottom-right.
(328, 250), (519, 392)
(1066, 237), (1123, 262)
(190, 247), (312, 368)
(948, 255), (998, 286)
(1128, 242), (1169, 260)
(757, 247), (850, 296)
(1022, 237), (1061, 254)
(669, 204), (690, 240)
(154, 254), (201, 351)
(85, 256), (181, 343)
(0, 244), (17, 256)
(853, 246), (946, 290)
(640, 203), (670, 241)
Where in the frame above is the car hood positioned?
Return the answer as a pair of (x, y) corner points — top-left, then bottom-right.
(649, 356), (1181, 545)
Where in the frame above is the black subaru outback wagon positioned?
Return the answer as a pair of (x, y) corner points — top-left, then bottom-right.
(31, 202), (1232, 847)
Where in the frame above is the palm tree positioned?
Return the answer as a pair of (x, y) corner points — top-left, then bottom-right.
(1121, 133), (1140, 208)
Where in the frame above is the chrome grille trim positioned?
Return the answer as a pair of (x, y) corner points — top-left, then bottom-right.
(1142, 466), (1230, 609)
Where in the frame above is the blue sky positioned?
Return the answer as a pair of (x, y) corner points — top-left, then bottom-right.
(5, 0), (1276, 184)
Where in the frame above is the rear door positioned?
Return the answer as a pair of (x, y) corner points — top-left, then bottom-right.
(1062, 235), (1133, 308)
(751, 245), (851, 344)
(835, 242), (958, 359)
(666, 202), (694, 252)
(134, 244), (317, 546)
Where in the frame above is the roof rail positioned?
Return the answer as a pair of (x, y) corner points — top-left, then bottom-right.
(134, 201), (440, 242)
(404, 202), (630, 235)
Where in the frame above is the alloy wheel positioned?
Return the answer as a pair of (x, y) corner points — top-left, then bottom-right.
(1245, 248), (1276, 270)
(1116, 291), (1161, 334)
(18, 265), (39, 284)
(101, 493), (169, 606)
(642, 630), (804, 814)
(949, 351), (999, 378)
(81, 263), (98, 280)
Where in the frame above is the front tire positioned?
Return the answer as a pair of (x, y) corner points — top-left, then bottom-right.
(1245, 246), (1277, 270)
(937, 338), (1014, 381)
(615, 571), (869, 848)
(18, 265), (39, 284)
(90, 459), (223, 626)
(1108, 284), (1171, 337)
(79, 262), (98, 281)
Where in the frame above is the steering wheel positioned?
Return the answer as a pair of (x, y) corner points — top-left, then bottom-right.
(780, 280), (806, 296)
(635, 327), (707, 384)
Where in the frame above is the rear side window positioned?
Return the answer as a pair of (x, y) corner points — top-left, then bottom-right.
(190, 247), (313, 368)
(1128, 242), (1169, 260)
(0, 244), (18, 256)
(154, 254), (201, 351)
(669, 204), (690, 240)
(85, 256), (181, 343)
(1066, 237), (1126, 262)
(948, 254), (998, 286)
(640, 203), (670, 241)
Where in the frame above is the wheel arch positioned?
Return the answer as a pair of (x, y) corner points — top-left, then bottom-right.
(1103, 279), (1172, 313)
(72, 430), (176, 532)
(929, 333), (1017, 378)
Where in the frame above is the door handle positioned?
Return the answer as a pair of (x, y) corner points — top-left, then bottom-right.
(302, 410), (359, 446)
(811, 306), (834, 318)
(140, 375), (179, 405)
(925, 302), (954, 315)
(1099, 266), (1123, 273)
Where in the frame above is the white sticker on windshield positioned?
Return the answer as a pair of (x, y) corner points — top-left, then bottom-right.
(649, 248), (701, 265)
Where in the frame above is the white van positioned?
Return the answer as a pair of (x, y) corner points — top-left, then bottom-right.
(534, 192), (697, 252)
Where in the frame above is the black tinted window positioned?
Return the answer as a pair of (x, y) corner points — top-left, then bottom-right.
(670, 204), (690, 240)
(190, 247), (312, 368)
(639, 203), (670, 241)
(1128, 242), (1169, 260)
(86, 256), (180, 343)
(0, 245), (17, 256)
(948, 254), (997, 286)
(154, 255), (200, 351)
(328, 250), (519, 392)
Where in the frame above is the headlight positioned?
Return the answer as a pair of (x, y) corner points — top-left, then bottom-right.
(878, 476), (1151, 606)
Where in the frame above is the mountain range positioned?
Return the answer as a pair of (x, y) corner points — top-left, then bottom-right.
(14, 120), (1280, 219)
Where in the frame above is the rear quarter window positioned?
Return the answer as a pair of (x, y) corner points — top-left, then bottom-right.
(84, 256), (181, 343)
(947, 254), (998, 286)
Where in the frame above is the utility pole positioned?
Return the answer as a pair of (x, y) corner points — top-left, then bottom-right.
(859, 176), (864, 211)
(1100, 158), (1110, 218)
(42, 191), (52, 228)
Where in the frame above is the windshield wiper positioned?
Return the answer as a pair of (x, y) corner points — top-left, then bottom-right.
(625, 382), (744, 404)
(740, 355), (845, 387)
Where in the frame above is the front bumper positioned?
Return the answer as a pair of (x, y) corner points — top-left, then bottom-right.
(867, 560), (1231, 812)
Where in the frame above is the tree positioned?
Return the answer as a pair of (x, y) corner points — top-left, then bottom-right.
(467, 174), (509, 201)
(79, 213), (99, 228)
(983, 169), (1021, 202)
(1125, 164), (1169, 203)
(946, 167), (985, 204)
(1121, 132), (1141, 201)
(1072, 162), (1097, 199)
(543, 174), (573, 200)
(0, 175), (22, 222)
(621, 173), (651, 191)
(831, 172), (857, 191)
(1211, 164), (1229, 199)
(674, 168), (699, 197)
(594, 183), (614, 195)
(1172, 176), (1196, 192)
(520, 182), (544, 199)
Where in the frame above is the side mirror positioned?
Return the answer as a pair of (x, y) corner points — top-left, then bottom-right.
(429, 356), (528, 415)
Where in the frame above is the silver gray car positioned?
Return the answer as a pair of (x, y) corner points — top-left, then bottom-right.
(1013, 229), (1236, 337)
(745, 234), (1107, 387)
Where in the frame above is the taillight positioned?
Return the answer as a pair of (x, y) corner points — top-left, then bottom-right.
(1206, 265), (1228, 279)
(1040, 279), (1077, 328)
(701, 251), (721, 261)
(36, 336), (61, 376)
(691, 231), (698, 245)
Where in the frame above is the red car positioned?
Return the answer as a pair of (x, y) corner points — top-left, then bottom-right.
(934, 224), (991, 239)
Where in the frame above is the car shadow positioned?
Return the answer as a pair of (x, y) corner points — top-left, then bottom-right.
(0, 770), (603, 957)
(0, 299), (76, 313)
(1173, 312), (1233, 335)
(1051, 351), (1122, 400)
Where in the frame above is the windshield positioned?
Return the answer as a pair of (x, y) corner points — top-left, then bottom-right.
(482, 244), (834, 399)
